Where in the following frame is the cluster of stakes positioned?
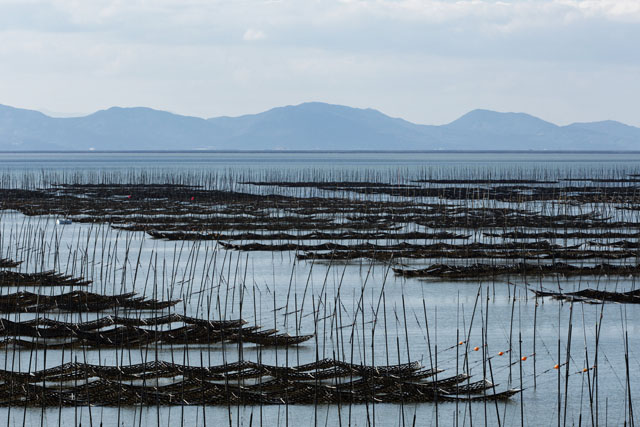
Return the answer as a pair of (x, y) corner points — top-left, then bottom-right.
(3, 171), (640, 413)
(0, 313), (313, 348)
(0, 267), (520, 407)
(0, 358), (521, 407)
(3, 180), (640, 280)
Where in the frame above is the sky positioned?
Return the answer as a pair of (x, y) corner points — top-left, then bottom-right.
(0, 0), (639, 126)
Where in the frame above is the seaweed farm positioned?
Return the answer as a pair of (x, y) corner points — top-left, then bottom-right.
(0, 152), (639, 426)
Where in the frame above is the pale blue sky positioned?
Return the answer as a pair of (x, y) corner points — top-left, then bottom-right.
(1, 0), (638, 125)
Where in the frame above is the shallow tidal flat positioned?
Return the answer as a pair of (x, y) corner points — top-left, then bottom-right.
(0, 156), (638, 426)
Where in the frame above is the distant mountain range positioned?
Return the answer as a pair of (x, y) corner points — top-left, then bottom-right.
(1, 102), (639, 151)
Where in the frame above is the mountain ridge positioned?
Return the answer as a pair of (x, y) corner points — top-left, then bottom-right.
(0, 102), (638, 151)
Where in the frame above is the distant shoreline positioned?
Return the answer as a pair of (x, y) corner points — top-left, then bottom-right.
(3, 150), (640, 154)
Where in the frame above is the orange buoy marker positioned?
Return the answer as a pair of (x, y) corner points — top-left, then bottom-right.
(521, 356), (527, 361)
(498, 351), (504, 356)
(474, 346), (480, 351)
(459, 341), (464, 345)
(582, 368), (588, 373)
(554, 364), (559, 370)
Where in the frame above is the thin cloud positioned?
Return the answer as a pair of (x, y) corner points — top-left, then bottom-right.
(243, 28), (265, 41)
(0, 0), (638, 127)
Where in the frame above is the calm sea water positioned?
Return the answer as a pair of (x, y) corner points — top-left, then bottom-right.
(0, 152), (638, 426)
(3, 151), (640, 171)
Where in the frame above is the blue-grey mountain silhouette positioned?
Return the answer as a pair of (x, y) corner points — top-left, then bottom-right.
(0, 102), (638, 150)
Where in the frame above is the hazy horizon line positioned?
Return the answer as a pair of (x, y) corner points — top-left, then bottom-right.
(3, 150), (640, 154)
